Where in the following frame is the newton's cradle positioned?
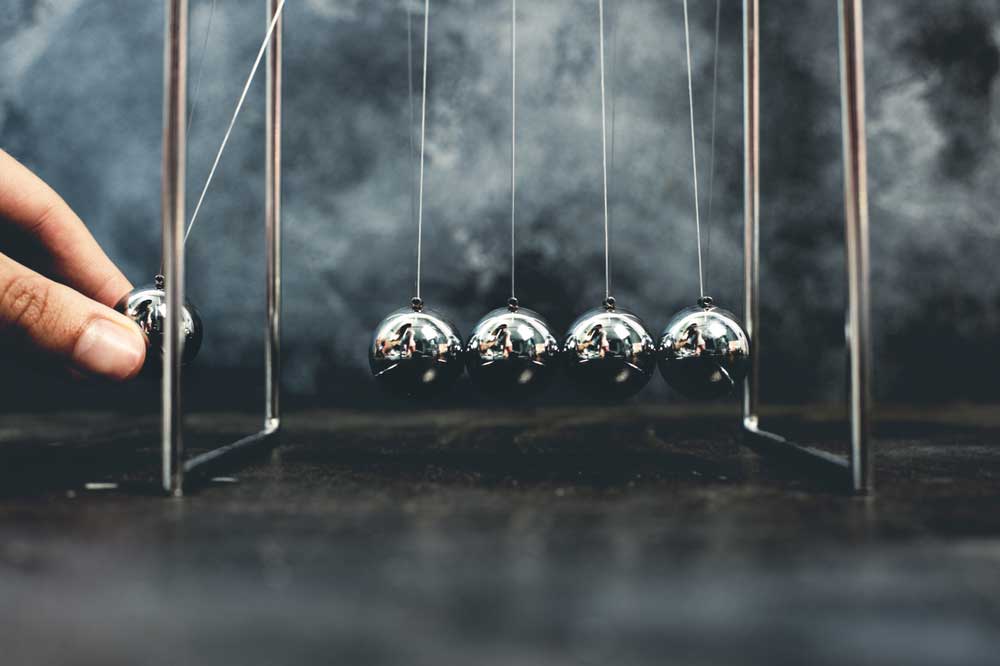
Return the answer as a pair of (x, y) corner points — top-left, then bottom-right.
(120, 0), (872, 497)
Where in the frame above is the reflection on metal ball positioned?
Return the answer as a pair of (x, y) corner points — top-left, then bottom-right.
(563, 299), (656, 399)
(115, 278), (203, 366)
(466, 299), (560, 397)
(658, 298), (750, 399)
(369, 299), (464, 397)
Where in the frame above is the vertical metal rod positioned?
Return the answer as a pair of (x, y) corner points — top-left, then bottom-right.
(264, 0), (282, 433)
(162, 0), (188, 496)
(742, 0), (760, 429)
(838, 0), (872, 493)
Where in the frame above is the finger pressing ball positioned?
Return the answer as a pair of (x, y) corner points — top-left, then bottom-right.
(563, 298), (656, 400)
(115, 277), (203, 366)
(658, 297), (750, 399)
(466, 298), (560, 397)
(369, 298), (464, 398)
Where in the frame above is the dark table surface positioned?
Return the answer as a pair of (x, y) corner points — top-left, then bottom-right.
(2, 404), (1000, 665)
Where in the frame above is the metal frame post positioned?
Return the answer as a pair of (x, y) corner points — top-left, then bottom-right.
(742, 0), (759, 431)
(264, 0), (283, 434)
(838, 0), (872, 493)
(162, 0), (188, 496)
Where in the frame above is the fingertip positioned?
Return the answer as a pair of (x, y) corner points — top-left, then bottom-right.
(71, 316), (147, 381)
(114, 315), (147, 381)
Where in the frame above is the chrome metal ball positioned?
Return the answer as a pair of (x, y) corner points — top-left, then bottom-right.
(563, 299), (656, 399)
(369, 300), (464, 397)
(658, 298), (750, 399)
(115, 279), (203, 365)
(466, 299), (560, 397)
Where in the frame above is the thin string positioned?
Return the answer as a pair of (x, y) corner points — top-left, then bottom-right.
(608, 0), (619, 275)
(415, 0), (430, 301)
(704, 0), (720, 295)
(407, 5), (417, 267)
(510, 0), (517, 301)
(186, 0), (218, 133)
(598, 0), (610, 301)
(682, 0), (705, 299)
(184, 0), (287, 244)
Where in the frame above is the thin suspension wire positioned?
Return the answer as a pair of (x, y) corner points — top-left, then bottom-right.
(184, 0), (287, 244)
(407, 5), (417, 262)
(510, 0), (517, 301)
(415, 0), (430, 301)
(682, 0), (705, 299)
(186, 0), (218, 133)
(608, 0), (619, 264)
(704, 0), (720, 295)
(598, 0), (610, 301)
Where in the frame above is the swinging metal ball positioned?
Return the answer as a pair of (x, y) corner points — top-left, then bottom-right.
(563, 298), (656, 399)
(114, 278), (203, 366)
(369, 298), (464, 398)
(466, 298), (560, 397)
(657, 297), (750, 400)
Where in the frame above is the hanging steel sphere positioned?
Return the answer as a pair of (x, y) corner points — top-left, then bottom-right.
(658, 297), (750, 400)
(115, 278), (203, 366)
(563, 298), (656, 399)
(369, 298), (464, 397)
(466, 298), (560, 397)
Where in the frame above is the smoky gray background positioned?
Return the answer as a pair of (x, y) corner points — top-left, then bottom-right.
(1, 0), (999, 410)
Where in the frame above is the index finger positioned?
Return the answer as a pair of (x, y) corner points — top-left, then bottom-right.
(0, 149), (132, 308)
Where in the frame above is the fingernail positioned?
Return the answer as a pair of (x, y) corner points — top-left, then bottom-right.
(73, 318), (146, 380)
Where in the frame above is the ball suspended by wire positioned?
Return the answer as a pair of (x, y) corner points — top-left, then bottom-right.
(369, 298), (464, 398)
(115, 276), (203, 367)
(466, 298), (560, 397)
(658, 297), (750, 400)
(563, 298), (656, 400)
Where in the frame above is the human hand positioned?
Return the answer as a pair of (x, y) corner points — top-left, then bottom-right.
(0, 149), (145, 380)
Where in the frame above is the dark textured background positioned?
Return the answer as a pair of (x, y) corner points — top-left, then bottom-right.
(1, 0), (999, 410)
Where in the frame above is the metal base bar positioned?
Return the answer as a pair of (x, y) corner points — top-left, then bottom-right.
(180, 427), (279, 491)
(743, 422), (852, 489)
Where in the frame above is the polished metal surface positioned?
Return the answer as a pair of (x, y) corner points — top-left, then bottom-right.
(370, 306), (465, 397)
(563, 304), (656, 400)
(838, 0), (872, 493)
(466, 304), (560, 397)
(161, 0), (187, 496)
(264, 0), (282, 432)
(658, 301), (749, 400)
(116, 283), (203, 366)
(742, 0), (759, 427)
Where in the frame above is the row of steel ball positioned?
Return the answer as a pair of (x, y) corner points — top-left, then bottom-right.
(368, 296), (751, 400)
(111, 279), (749, 401)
